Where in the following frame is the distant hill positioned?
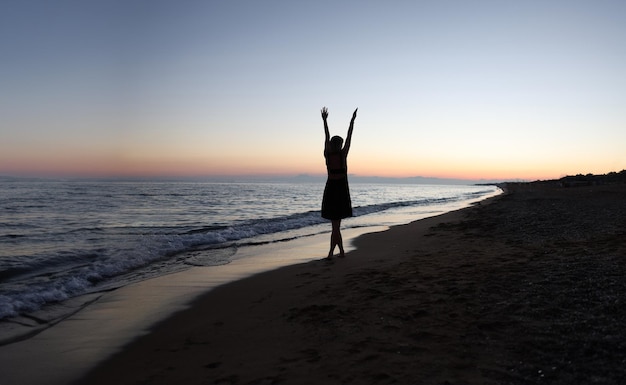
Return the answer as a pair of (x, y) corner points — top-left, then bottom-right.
(558, 170), (626, 187)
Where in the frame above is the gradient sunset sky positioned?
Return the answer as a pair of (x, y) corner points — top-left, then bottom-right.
(2, 1), (625, 180)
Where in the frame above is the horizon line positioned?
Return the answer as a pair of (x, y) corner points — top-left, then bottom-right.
(0, 173), (530, 184)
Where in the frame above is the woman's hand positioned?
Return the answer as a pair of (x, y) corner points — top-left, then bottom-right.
(321, 107), (329, 120)
(351, 108), (358, 122)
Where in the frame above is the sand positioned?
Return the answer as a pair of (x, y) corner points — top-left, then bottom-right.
(75, 183), (626, 385)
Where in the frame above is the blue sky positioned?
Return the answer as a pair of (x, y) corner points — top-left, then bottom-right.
(2, 0), (625, 179)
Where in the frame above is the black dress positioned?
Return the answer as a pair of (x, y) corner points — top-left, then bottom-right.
(321, 150), (353, 220)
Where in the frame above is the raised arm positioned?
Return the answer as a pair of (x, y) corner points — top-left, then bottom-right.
(342, 108), (358, 154)
(321, 107), (330, 149)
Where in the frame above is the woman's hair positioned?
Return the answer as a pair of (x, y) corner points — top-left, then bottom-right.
(329, 136), (343, 152)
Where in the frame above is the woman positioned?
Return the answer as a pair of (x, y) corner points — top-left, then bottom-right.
(321, 106), (358, 259)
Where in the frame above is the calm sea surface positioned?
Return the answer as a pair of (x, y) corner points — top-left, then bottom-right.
(0, 180), (500, 320)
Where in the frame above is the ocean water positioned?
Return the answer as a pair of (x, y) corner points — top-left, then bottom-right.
(0, 180), (500, 320)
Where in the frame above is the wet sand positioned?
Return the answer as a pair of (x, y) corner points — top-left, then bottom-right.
(76, 183), (626, 384)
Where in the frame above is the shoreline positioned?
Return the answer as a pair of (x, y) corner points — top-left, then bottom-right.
(75, 183), (625, 384)
(0, 225), (387, 385)
(0, 193), (496, 385)
(0, 185), (499, 346)
(0, 191), (497, 349)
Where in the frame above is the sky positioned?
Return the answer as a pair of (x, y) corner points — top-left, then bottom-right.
(1, 0), (625, 181)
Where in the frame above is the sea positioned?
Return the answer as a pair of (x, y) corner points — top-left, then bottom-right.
(0, 180), (501, 321)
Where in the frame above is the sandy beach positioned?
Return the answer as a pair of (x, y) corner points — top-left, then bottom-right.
(72, 182), (625, 385)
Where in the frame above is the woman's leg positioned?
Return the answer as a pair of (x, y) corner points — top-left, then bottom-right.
(328, 220), (337, 258)
(328, 219), (345, 258)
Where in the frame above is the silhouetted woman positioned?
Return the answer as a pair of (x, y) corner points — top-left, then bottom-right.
(321, 106), (357, 259)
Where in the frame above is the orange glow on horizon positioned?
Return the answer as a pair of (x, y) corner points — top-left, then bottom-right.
(1, 144), (620, 181)
(1, 155), (594, 182)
